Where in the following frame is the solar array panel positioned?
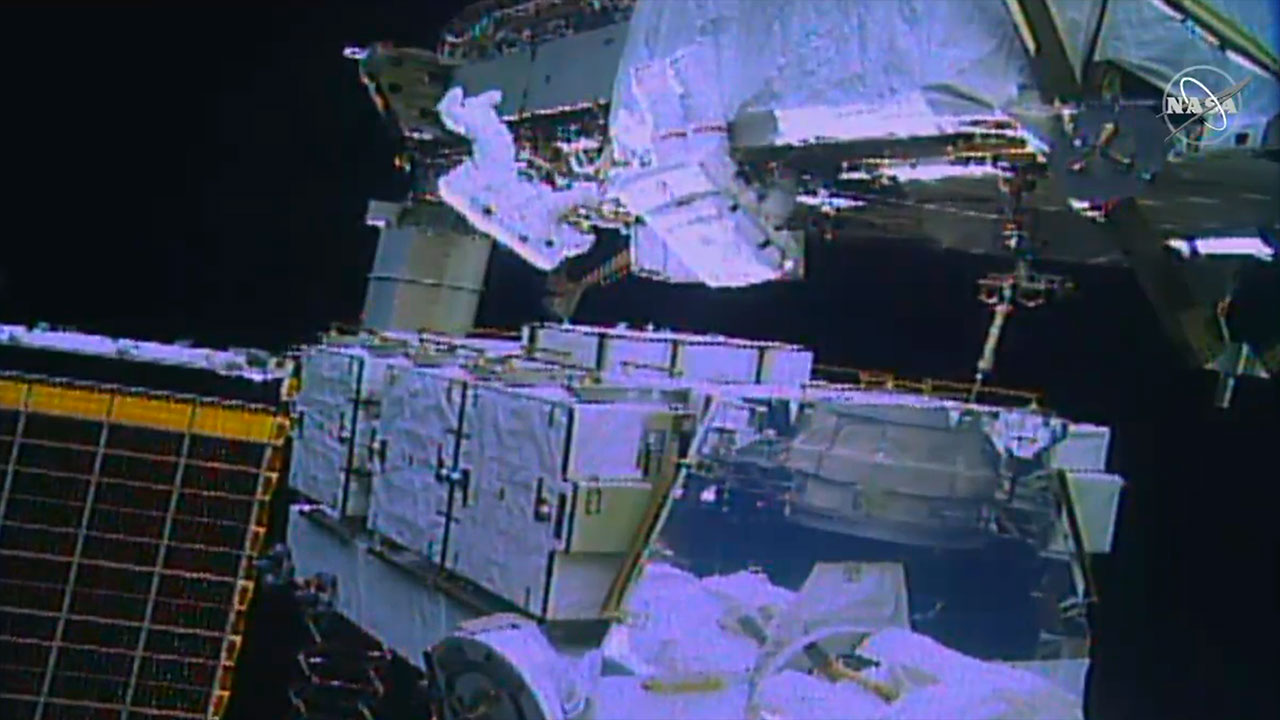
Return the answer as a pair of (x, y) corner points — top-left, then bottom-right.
(0, 375), (286, 720)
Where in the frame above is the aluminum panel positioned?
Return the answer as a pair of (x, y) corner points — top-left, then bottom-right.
(450, 48), (535, 118)
(567, 403), (655, 480)
(1063, 471), (1123, 554)
(1048, 423), (1111, 471)
(527, 325), (602, 370)
(544, 551), (630, 620)
(760, 346), (814, 385)
(524, 24), (629, 113)
(674, 341), (759, 383)
(287, 508), (477, 672)
(598, 335), (675, 379)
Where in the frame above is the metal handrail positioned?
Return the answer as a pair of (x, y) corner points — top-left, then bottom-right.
(811, 364), (1041, 406)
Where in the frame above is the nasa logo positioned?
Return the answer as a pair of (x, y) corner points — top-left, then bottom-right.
(1161, 65), (1252, 146)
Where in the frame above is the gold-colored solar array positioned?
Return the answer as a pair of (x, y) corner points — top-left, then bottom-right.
(0, 375), (287, 720)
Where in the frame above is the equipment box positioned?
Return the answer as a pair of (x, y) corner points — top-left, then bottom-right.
(289, 345), (402, 518)
(524, 322), (813, 384)
(366, 365), (469, 565)
(445, 381), (666, 619)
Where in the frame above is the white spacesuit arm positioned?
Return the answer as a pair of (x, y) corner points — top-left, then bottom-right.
(435, 87), (597, 271)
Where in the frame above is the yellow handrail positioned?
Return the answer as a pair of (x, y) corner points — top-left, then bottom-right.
(811, 364), (1040, 406)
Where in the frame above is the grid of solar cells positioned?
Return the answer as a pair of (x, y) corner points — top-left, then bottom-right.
(0, 378), (284, 720)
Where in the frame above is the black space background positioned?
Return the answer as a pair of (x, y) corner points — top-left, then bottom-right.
(1, 4), (1277, 720)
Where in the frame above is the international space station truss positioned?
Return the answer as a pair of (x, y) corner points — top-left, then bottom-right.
(352, 0), (1278, 407)
(2, 1), (1274, 718)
